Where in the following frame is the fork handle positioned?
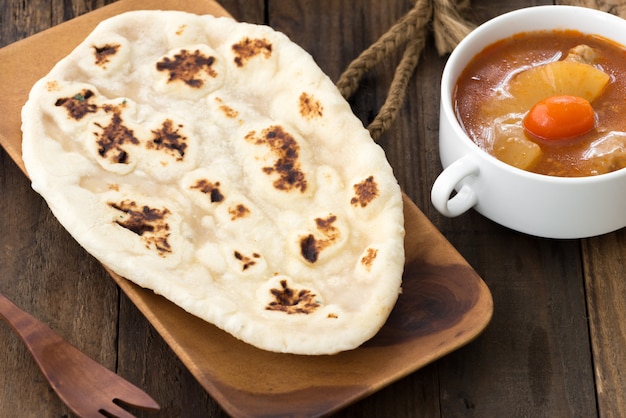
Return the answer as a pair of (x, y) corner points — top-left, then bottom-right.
(0, 293), (64, 363)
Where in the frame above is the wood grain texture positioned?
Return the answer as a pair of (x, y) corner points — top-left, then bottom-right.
(583, 231), (626, 418)
(1, 0), (625, 416)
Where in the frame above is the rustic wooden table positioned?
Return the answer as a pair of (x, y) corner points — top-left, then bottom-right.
(1, 0), (625, 416)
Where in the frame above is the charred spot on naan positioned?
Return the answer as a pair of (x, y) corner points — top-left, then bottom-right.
(232, 37), (272, 67)
(156, 48), (218, 88)
(351, 176), (379, 208)
(190, 179), (224, 203)
(228, 203), (251, 220)
(266, 279), (320, 314)
(360, 247), (379, 272)
(300, 214), (340, 263)
(92, 43), (120, 68)
(94, 109), (139, 164)
(207, 96), (244, 128)
(46, 80), (60, 92)
(76, 32), (130, 75)
(175, 24), (187, 36)
(233, 250), (261, 271)
(109, 200), (172, 256)
(54, 89), (98, 121)
(148, 119), (187, 161)
(245, 125), (307, 193)
(215, 98), (239, 119)
(299, 92), (323, 120)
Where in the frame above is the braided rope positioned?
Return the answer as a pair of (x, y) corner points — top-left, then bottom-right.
(432, 0), (474, 55)
(336, 0), (626, 141)
(336, 0), (474, 140)
(367, 35), (426, 140)
(336, 0), (432, 100)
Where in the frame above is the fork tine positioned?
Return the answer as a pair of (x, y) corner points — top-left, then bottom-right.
(47, 341), (160, 416)
(104, 378), (160, 411)
(99, 402), (140, 418)
(114, 389), (161, 411)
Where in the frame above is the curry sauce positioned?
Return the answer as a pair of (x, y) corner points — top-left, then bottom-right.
(455, 30), (626, 177)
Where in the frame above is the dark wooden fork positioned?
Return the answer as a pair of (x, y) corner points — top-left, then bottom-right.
(0, 292), (160, 417)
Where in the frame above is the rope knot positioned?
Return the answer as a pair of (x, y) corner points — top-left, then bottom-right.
(336, 0), (475, 140)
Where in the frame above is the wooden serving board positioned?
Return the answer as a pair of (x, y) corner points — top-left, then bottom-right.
(0, 0), (494, 416)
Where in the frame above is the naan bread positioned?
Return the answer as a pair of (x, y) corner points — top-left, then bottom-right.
(21, 10), (405, 355)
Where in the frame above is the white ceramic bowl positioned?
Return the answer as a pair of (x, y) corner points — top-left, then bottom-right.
(432, 5), (626, 239)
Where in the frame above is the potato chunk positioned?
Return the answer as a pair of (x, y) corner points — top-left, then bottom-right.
(492, 123), (543, 170)
(509, 60), (609, 108)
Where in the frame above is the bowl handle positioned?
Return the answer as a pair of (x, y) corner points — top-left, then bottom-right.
(431, 155), (479, 217)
